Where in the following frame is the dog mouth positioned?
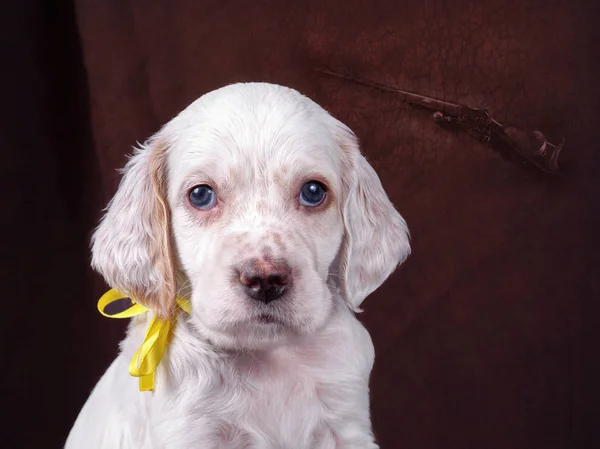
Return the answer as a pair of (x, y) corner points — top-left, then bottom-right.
(257, 313), (282, 325)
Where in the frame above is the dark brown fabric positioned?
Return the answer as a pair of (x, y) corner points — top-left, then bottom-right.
(2, 0), (599, 447)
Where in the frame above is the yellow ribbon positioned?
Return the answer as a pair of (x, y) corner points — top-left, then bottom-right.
(97, 289), (191, 392)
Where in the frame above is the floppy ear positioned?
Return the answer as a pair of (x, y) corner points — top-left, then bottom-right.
(91, 137), (177, 318)
(335, 123), (411, 311)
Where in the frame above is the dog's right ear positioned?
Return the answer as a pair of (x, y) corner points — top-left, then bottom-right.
(91, 137), (177, 318)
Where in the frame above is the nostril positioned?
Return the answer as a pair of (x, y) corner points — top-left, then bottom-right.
(266, 273), (288, 287)
(239, 273), (260, 288)
(247, 277), (262, 289)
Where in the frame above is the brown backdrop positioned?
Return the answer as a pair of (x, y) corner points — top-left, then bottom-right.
(2, 0), (599, 448)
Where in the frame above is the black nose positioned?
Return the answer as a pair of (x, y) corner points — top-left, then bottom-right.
(238, 261), (291, 304)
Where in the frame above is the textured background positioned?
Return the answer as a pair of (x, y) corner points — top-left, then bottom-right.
(1, 0), (599, 447)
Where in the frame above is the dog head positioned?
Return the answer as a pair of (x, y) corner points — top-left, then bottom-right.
(91, 83), (410, 349)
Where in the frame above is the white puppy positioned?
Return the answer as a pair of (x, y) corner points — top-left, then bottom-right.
(66, 82), (410, 449)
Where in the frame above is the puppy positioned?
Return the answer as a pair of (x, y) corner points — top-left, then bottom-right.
(66, 82), (410, 449)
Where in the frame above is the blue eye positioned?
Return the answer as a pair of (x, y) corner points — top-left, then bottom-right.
(189, 185), (217, 210)
(299, 181), (327, 206)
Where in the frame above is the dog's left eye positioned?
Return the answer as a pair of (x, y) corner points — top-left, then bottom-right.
(299, 181), (327, 206)
(189, 185), (217, 210)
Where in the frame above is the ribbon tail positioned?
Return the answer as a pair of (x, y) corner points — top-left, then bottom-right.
(139, 373), (155, 392)
(128, 317), (173, 391)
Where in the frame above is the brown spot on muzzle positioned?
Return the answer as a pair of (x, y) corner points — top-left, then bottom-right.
(269, 231), (286, 251)
(261, 246), (273, 259)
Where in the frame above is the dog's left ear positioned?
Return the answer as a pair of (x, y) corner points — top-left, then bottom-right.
(334, 121), (411, 311)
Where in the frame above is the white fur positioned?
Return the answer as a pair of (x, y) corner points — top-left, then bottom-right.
(66, 83), (410, 448)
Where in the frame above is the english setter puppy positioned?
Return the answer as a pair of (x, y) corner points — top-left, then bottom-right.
(66, 82), (410, 449)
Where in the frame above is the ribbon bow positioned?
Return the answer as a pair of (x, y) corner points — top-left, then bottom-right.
(97, 289), (191, 392)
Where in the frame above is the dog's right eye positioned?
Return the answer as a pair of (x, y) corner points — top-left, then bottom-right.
(189, 185), (217, 210)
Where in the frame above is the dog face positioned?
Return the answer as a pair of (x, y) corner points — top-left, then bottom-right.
(91, 83), (410, 350)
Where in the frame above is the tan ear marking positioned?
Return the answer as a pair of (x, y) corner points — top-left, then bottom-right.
(149, 143), (177, 318)
(91, 138), (178, 319)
